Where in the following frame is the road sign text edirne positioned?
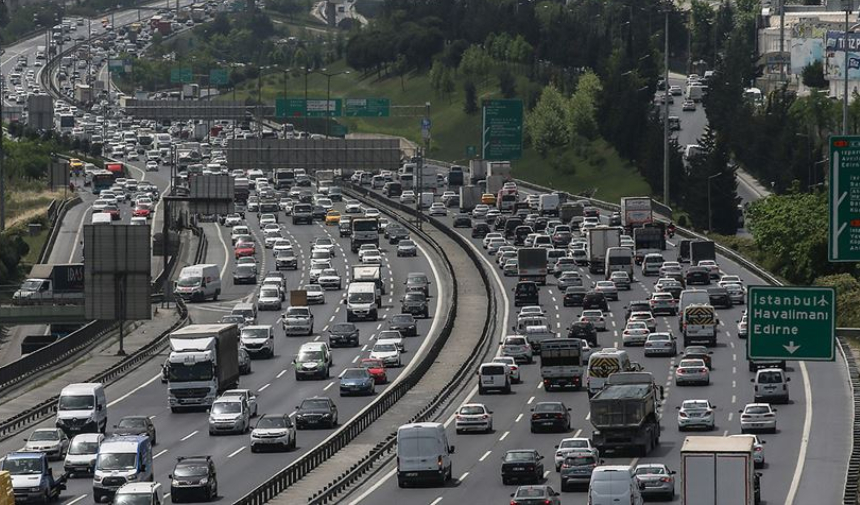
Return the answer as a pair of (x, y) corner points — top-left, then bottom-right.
(747, 286), (835, 361)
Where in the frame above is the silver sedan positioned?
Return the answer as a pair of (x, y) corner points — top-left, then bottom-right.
(634, 463), (675, 501)
(674, 359), (710, 386)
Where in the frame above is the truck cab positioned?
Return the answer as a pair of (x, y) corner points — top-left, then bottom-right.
(1, 452), (67, 504)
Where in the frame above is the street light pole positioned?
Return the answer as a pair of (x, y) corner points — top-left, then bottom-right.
(845, 5), (852, 135)
(663, 8), (670, 206)
(312, 69), (350, 138)
(708, 172), (721, 233)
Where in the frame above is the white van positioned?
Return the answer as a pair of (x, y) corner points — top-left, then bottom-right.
(93, 435), (153, 502)
(641, 253), (665, 276)
(586, 350), (634, 396)
(113, 483), (163, 505)
(397, 423), (455, 487)
(588, 466), (643, 505)
(477, 362), (511, 394)
(345, 282), (379, 322)
(56, 383), (108, 435)
(678, 289), (710, 328)
(173, 264), (221, 302)
(91, 213), (112, 225)
(605, 247), (634, 279)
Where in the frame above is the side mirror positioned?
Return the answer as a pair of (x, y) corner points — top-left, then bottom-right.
(530, 408), (534, 412)
(738, 409), (744, 413)
(448, 445), (455, 454)
(675, 406), (681, 410)
(786, 377), (791, 382)
(750, 378), (755, 383)
(168, 474), (173, 479)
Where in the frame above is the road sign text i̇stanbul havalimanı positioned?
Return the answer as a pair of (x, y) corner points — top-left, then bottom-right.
(747, 286), (835, 361)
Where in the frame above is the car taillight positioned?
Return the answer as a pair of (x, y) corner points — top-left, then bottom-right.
(661, 477), (672, 483)
(438, 456), (443, 468)
(678, 412), (688, 418)
(700, 369), (708, 373)
(677, 369), (685, 374)
(556, 414), (564, 419)
(755, 446), (763, 451)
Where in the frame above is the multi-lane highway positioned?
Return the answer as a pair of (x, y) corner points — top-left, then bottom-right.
(341, 180), (851, 505)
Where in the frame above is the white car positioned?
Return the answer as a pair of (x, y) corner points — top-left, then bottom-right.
(518, 306), (546, 318)
(628, 311), (657, 332)
(677, 399), (716, 431)
(344, 200), (362, 213)
(622, 321), (650, 346)
(256, 287), (282, 311)
(454, 403), (493, 434)
(739, 403), (777, 434)
(579, 310), (606, 331)
(145, 160), (158, 171)
(471, 204), (489, 218)
(369, 341), (401, 367)
(698, 260), (721, 278)
(223, 214), (242, 227)
(729, 434), (766, 468)
(428, 202), (447, 216)
(264, 229), (282, 248)
(313, 237), (337, 257)
(361, 250), (383, 264)
(553, 437), (597, 472)
(358, 246), (380, 262)
(220, 389), (259, 417)
(486, 238), (506, 255)
(259, 214), (278, 227)
(317, 268), (342, 290)
(364, 208), (380, 218)
(491, 356), (521, 383)
(720, 275), (742, 285)
(399, 191), (416, 204)
(482, 233), (504, 249)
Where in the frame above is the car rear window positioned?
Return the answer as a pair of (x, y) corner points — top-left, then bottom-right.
(481, 365), (506, 375)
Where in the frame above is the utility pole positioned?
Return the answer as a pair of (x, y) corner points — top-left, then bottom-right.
(779, 0), (785, 81)
(663, 9), (670, 206)
(845, 2), (852, 135)
(0, 39), (4, 232)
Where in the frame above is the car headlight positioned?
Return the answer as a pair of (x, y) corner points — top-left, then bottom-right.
(93, 474), (103, 482)
(321, 413), (332, 418)
(126, 474), (138, 482)
(199, 478), (208, 485)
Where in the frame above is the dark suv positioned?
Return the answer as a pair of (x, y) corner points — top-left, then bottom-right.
(582, 291), (608, 311)
(401, 292), (429, 318)
(707, 286), (732, 308)
(327, 322), (360, 348)
(295, 397), (339, 429)
(514, 281), (540, 307)
(566, 321), (597, 346)
(388, 313), (418, 337)
(686, 266), (711, 285)
(170, 456), (218, 502)
(405, 272), (431, 296)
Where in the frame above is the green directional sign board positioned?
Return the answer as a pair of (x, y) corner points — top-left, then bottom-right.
(482, 99), (523, 161)
(276, 98), (342, 118)
(170, 67), (193, 84)
(747, 286), (835, 361)
(344, 98), (390, 117)
(209, 69), (228, 86)
(829, 135), (860, 261)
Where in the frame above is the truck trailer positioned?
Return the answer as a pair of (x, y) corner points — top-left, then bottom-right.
(586, 226), (622, 274)
(166, 324), (240, 412)
(680, 436), (759, 505)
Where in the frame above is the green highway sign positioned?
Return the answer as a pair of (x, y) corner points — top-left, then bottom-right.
(482, 99), (523, 161)
(747, 286), (835, 361)
(210, 68), (228, 86)
(276, 98), (342, 118)
(170, 67), (193, 84)
(344, 98), (390, 117)
(829, 135), (860, 261)
(466, 145), (477, 157)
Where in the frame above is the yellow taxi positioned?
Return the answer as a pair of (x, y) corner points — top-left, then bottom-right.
(481, 193), (496, 205)
(325, 210), (341, 226)
(69, 158), (84, 171)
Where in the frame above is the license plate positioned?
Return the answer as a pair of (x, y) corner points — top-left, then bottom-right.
(405, 472), (418, 477)
(541, 421), (553, 425)
(512, 467), (525, 471)
(646, 482), (662, 487)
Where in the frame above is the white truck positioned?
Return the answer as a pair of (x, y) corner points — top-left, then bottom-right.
(681, 436), (759, 505)
(539, 338), (584, 390)
(352, 265), (386, 295)
(538, 193), (560, 216)
(13, 264), (84, 305)
(459, 185), (482, 212)
(586, 226), (622, 274)
(621, 197), (653, 231)
(487, 161), (512, 179)
(468, 159), (487, 185)
(486, 175), (506, 196)
(166, 324), (241, 412)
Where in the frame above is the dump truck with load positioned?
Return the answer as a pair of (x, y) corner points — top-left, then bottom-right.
(590, 372), (662, 456)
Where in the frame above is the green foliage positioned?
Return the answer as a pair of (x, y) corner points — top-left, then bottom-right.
(682, 127), (738, 234)
(463, 80), (478, 114)
(498, 66), (516, 98)
(525, 84), (571, 155)
(801, 60), (827, 89)
(458, 45), (493, 85)
(0, 232), (30, 285)
(569, 70), (601, 140)
(814, 274), (860, 327)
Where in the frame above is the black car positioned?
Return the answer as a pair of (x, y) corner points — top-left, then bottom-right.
(295, 397), (338, 429)
(170, 456), (218, 502)
(514, 281), (540, 307)
(339, 220), (352, 237)
(501, 450), (545, 485)
(113, 416), (157, 445)
(401, 292), (429, 318)
(686, 266), (711, 285)
(405, 272), (431, 296)
(625, 300), (652, 320)
(513, 225), (533, 245)
(388, 313), (418, 337)
(584, 206), (600, 218)
(707, 286), (733, 308)
(328, 322), (360, 347)
(472, 223), (491, 238)
(388, 227), (410, 244)
(232, 265), (257, 285)
(504, 218), (524, 239)
(567, 321), (597, 346)
(530, 402), (572, 433)
(259, 201), (279, 213)
(563, 287), (587, 307)
(311, 205), (327, 220)
(453, 214), (472, 228)
(582, 291), (608, 312)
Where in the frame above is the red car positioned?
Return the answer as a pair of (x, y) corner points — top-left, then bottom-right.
(132, 206), (152, 218)
(360, 358), (388, 384)
(104, 205), (121, 221)
(234, 241), (256, 259)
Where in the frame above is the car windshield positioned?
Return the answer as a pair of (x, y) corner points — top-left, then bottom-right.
(683, 401), (710, 410)
(342, 369), (368, 379)
(758, 373), (783, 384)
(30, 430), (58, 441)
(505, 337), (527, 346)
(405, 294), (425, 302)
(242, 328), (269, 339)
(288, 308), (310, 316)
(58, 394), (94, 410)
(680, 360), (706, 368)
(504, 451), (535, 462)
(174, 463), (208, 477)
(301, 399), (330, 411)
(391, 315), (413, 324)
(627, 322), (647, 330)
(176, 276), (201, 287)
(117, 418), (147, 429)
(400, 240), (415, 247)
(256, 417), (289, 429)
(68, 439), (99, 455)
(560, 439), (588, 449)
(459, 406), (485, 415)
(114, 493), (153, 505)
(374, 344), (397, 352)
(649, 334), (670, 341)
(97, 453), (137, 470)
(1, 458), (42, 474)
(746, 406), (771, 414)
(298, 350), (324, 361)
(211, 402), (241, 414)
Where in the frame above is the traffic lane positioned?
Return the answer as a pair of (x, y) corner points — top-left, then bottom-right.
(666, 75), (708, 149)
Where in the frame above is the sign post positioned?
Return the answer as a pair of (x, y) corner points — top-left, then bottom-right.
(829, 135), (860, 261)
(747, 286), (836, 361)
(482, 99), (523, 161)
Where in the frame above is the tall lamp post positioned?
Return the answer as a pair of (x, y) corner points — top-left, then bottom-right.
(707, 172), (722, 233)
(663, 5), (671, 207)
(312, 69), (350, 138)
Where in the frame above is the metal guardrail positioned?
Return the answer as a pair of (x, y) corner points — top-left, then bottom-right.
(233, 184), (478, 505)
(303, 184), (501, 505)
(37, 196), (81, 264)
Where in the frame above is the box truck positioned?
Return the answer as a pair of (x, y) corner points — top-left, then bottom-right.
(13, 264), (84, 305)
(166, 324), (240, 411)
(680, 436), (759, 505)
